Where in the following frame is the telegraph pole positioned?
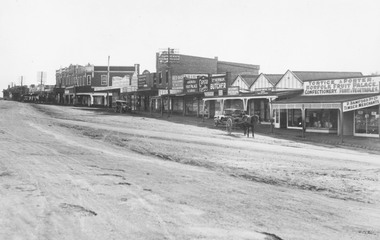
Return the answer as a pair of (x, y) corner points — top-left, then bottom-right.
(21, 76), (23, 96)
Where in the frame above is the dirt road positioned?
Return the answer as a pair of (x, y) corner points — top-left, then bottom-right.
(1, 101), (379, 240)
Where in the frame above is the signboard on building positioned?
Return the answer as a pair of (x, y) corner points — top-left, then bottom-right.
(204, 91), (214, 97)
(172, 75), (184, 90)
(343, 95), (380, 112)
(184, 78), (198, 93)
(218, 90), (223, 96)
(112, 76), (129, 88)
(228, 86), (239, 95)
(169, 89), (182, 94)
(199, 76), (209, 92)
(158, 49), (180, 64)
(304, 76), (380, 95)
(158, 89), (169, 96)
(138, 75), (148, 88)
(210, 75), (227, 90)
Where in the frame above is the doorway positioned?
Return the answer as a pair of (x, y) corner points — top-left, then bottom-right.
(280, 110), (287, 128)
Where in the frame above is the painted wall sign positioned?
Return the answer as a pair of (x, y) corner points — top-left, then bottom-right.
(304, 76), (380, 95)
(343, 95), (380, 112)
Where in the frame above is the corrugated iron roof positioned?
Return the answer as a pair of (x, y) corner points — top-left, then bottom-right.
(292, 71), (363, 81)
(274, 93), (377, 104)
(263, 74), (283, 85)
(240, 74), (259, 87)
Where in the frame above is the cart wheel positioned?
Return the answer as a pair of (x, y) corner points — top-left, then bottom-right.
(226, 118), (233, 135)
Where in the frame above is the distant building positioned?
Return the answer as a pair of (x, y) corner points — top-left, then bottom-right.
(127, 51), (260, 116)
(56, 63), (139, 106)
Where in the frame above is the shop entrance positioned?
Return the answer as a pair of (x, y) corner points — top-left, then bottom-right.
(280, 110), (287, 128)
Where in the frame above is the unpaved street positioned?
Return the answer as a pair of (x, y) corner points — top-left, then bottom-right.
(0, 101), (379, 240)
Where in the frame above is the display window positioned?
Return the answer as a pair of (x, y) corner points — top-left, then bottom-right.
(354, 106), (379, 135)
(288, 109), (302, 127)
(306, 109), (338, 130)
(253, 99), (270, 122)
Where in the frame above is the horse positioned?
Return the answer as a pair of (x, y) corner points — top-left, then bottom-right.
(241, 114), (260, 138)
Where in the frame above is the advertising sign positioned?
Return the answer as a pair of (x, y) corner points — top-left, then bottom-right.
(198, 76), (209, 92)
(228, 86), (239, 96)
(184, 78), (198, 93)
(304, 76), (380, 95)
(172, 75), (184, 90)
(158, 49), (180, 64)
(204, 91), (214, 97)
(343, 95), (380, 112)
(169, 89), (182, 94)
(158, 89), (169, 96)
(210, 75), (227, 90)
(138, 75), (147, 88)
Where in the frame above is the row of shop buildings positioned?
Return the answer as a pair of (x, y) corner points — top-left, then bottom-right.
(55, 52), (380, 138)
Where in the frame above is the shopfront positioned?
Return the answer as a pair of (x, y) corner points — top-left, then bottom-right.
(272, 75), (380, 138)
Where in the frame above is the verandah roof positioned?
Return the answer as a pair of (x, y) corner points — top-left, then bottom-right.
(272, 93), (380, 110)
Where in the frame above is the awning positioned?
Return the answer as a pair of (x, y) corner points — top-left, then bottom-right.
(93, 87), (120, 93)
(272, 93), (380, 111)
(202, 89), (302, 102)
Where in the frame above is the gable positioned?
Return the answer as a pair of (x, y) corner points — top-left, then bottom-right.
(276, 70), (303, 89)
(250, 74), (273, 91)
(231, 75), (249, 90)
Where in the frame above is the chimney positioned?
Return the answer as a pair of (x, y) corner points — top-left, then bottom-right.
(214, 56), (218, 61)
(226, 72), (232, 86)
(134, 64), (140, 75)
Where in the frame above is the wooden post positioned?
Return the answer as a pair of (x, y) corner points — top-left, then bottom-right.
(161, 97), (163, 117)
(197, 97), (200, 118)
(340, 103), (344, 143)
(269, 98), (274, 133)
(202, 100), (205, 122)
(183, 96), (186, 116)
(301, 105), (306, 138)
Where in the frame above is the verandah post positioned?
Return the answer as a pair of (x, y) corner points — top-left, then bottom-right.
(340, 103), (344, 143)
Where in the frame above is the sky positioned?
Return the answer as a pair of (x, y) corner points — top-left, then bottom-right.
(1, 0), (379, 96)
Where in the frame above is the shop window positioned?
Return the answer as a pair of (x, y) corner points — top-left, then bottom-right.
(306, 109), (338, 130)
(253, 99), (270, 121)
(354, 107), (379, 134)
(224, 99), (244, 110)
(87, 75), (91, 85)
(288, 109), (302, 127)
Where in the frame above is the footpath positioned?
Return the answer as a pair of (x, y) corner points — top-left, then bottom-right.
(110, 109), (380, 153)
